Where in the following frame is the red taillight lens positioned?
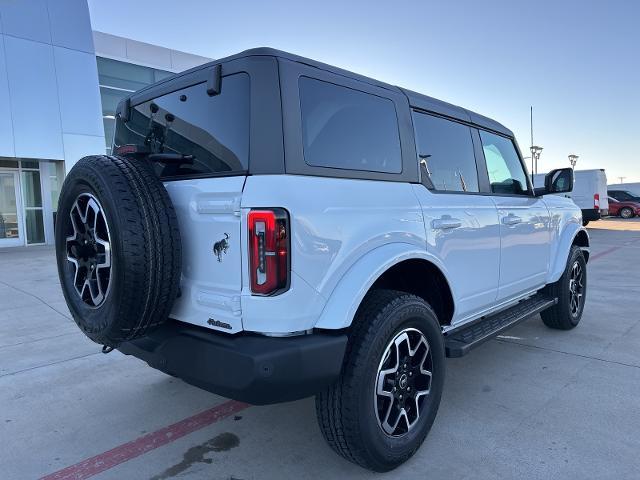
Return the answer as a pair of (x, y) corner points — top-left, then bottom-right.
(594, 193), (600, 210)
(248, 209), (290, 295)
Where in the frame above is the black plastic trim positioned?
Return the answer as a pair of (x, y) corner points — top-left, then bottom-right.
(444, 295), (557, 358)
(118, 321), (347, 405)
(206, 64), (221, 96)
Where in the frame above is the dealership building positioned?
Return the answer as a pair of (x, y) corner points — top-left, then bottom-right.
(0, 0), (209, 248)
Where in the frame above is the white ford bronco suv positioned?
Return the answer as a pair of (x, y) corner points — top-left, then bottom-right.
(55, 48), (589, 471)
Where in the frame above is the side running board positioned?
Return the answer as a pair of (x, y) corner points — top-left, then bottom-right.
(444, 295), (558, 358)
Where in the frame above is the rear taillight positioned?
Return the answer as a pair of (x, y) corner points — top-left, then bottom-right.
(594, 193), (600, 210)
(248, 209), (290, 295)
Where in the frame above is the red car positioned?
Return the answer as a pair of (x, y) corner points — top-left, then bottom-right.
(607, 197), (640, 218)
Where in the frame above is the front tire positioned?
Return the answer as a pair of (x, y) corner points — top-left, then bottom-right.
(541, 246), (587, 330)
(315, 290), (445, 472)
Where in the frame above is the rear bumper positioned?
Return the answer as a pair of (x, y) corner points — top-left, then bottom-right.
(118, 321), (347, 405)
(582, 208), (602, 221)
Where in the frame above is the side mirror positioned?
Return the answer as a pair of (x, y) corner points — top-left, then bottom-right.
(536, 168), (573, 196)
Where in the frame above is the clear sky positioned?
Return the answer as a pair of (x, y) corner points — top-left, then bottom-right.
(88, 0), (639, 183)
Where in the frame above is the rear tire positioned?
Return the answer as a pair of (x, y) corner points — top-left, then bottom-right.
(315, 290), (445, 472)
(541, 246), (587, 330)
(55, 155), (182, 347)
(582, 219), (590, 227)
(620, 207), (634, 219)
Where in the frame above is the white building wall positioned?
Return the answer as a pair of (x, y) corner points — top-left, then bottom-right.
(0, 0), (105, 171)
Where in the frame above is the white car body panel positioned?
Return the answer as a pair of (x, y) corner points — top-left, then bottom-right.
(492, 195), (551, 300)
(239, 175), (425, 334)
(314, 243), (451, 330)
(164, 176), (246, 333)
(544, 194), (588, 283)
(411, 185), (501, 324)
(165, 173), (586, 336)
(241, 175), (427, 297)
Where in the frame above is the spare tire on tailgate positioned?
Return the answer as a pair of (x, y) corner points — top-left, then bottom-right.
(55, 155), (182, 347)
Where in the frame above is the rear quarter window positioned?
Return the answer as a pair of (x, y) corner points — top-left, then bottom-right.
(299, 77), (402, 174)
(114, 72), (250, 180)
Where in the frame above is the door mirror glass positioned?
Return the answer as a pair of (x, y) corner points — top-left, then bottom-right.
(545, 168), (573, 194)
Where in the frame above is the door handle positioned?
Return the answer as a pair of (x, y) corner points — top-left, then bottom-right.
(432, 218), (462, 230)
(502, 214), (522, 225)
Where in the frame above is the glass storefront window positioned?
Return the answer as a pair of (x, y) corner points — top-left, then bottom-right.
(1, 159), (57, 246)
(103, 117), (115, 154)
(0, 173), (20, 240)
(25, 209), (45, 244)
(22, 170), (43, 208)
(97, 57), (172, 96)
(100, 86), (127, 116)
(97, 57), (172, 154)
(19, 162), (46, 244)
(21, 160), (40, 169)
(0, 159), (19, 168)
(50, 161), (65, 212)
(97, 57), (155, 92)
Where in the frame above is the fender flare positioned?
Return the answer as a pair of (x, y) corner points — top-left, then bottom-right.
(547, 224), (590, 284)
(314, 242), (456, 330)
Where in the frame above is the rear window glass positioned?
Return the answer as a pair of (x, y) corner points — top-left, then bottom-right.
(299, 77), (402, 174)
(114, 72), (250, 179)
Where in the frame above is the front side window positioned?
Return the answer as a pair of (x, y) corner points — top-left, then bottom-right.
(114, 73), (250, 179)
(480, 131), (529, 195)
(412, 112), (479, 192)
(299, 77), (402, 174)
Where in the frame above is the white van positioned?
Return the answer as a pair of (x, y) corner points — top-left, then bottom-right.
(535, 169), (608, 225)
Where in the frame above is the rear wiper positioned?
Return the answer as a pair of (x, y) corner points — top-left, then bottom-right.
(147, 153), (194, 165)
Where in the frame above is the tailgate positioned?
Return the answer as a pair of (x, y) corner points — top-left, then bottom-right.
(164, 176), (246, 333)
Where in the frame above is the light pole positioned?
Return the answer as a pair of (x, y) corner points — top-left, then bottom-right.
(568, 154), (579, 169)
(530, 145), (543, 175)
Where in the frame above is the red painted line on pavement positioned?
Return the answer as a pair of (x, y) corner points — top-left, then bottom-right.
(590, 245), (621, 261)
(41, 400), (249, 480)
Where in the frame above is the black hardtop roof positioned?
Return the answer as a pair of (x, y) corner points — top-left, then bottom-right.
(131, 47), (514, 137)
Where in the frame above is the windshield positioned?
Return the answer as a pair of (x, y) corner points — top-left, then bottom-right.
(114, 73), (250, 180)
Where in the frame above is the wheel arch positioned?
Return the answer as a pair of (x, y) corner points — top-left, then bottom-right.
(548, 226), (590, 284)
(314, 243), (455, 330)
(572, 229), (590, 262)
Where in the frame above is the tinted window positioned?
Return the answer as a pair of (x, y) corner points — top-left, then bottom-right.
(412, 112), (479, 192)
(114, 73), (250, 179)
(609, 190), (638, 201)
(480, 131), (529, 195)
(299, 77), (401, 174)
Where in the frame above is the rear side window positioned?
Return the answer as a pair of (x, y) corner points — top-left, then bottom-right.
(114, 73), (250, 179)
(479, 131), (529, 195)
(610, 191), (636, 201)
(412, 112), (479, 192)
(299, 77), (402, 174)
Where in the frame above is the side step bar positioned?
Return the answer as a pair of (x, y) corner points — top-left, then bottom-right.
(444, 295), (557, 358)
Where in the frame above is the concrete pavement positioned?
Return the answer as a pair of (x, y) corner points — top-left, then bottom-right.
(1, 218), (639, 479)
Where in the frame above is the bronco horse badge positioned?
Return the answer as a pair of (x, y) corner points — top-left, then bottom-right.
(213, 233), (230, 262)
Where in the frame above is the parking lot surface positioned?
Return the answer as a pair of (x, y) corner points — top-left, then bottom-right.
(1, 218), (639, 480)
